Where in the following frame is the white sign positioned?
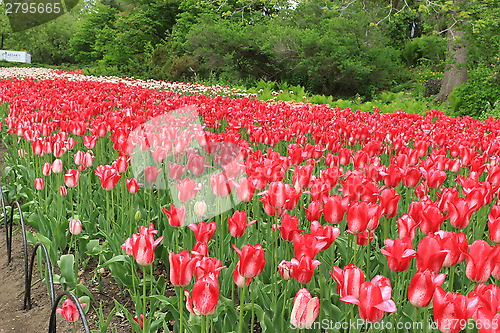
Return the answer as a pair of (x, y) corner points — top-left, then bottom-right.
(0, 50), (31, 63)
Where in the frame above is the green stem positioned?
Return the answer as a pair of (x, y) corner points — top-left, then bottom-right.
(142, 266), (147, 333)
(238, 284), (247, 333)
(201, 315), (207, 333)
(250, 285), (255, 333)
(178, 287), (184, 333)
(366, 233), (371, 280)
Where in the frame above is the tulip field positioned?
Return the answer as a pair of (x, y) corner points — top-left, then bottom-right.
(2, 67), (500, 333)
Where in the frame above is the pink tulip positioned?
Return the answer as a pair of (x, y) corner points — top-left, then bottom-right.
(34, 178), (44, 190)
(290, 288), (320, 329)
(69, 219), (82, 235)
(121, 223), (163, 266)
(56, 298), (87, 322)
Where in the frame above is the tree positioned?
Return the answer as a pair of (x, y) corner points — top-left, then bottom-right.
(434, 0), (469, 102)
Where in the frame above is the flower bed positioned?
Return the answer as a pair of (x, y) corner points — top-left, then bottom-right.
(1, 69), (500, 332)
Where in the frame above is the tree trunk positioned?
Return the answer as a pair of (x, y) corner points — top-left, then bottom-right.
(435, 27), (468, 103)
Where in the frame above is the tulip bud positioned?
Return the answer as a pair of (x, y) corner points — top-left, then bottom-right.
(135, 210), (142, 222)
(69, 219), (82, 235)
(194, 201), (207, 217)
(17, 149), (27, 157)
(34, 178), (44, 190)
(59, 186), (67, 196)
(42, 162), (52, 176)
(52, 159), (63, 174)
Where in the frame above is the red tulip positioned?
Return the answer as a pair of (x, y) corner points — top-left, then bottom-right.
(448, 198), (475, 229)
(64, 169), (80, 188)
(290, 288), (320, 329)
(402, 166), (421, 187)
(351, 229), (375, 246)
(293, 163), (315, 189)
(397, 214), (419, 241)
(169, 250), (196, 287)
(488, 205), (500, 243)
(162, 204), (186, 227)
(133, 314), (144, 329)
(185, 278), (219, 315)
(53, 141), (67, 157)
(121, 224), (163, 266)
(188, 221), (216, 243)
(34, 178), (44, 190)
(186, 154), (206, 176)
(381, 164), (402, 187)
(347, 201), (380, 234)
(168, 163), (186, 180)
(227, 211), (256, 238)
(191, 241), (209, 260)
(272, 213), (304, 241)
(176, 178), (201, 202)
(194, 257), (225, 281)
(380, 237), (416, 272)
(407, 269), (446, 308)
(55, 298), (87, 322)
(290, 256), (321, 284)
(432, 231), (467, 267)
(379, 188), (400, 218)
(233, 262), (252, 288)
(330, 264), (365, 299)
(417, 201), (448, 235)
(95, 165), (121, 190)
(293, 233), (328, 259)
(233, 244), (266, 278)
(323, 195), (348, 224)
(262, 181), (299, 210)
(304, 201), (323, 222)
(83, 135), (97, 149)
(433, 287), (469, 333)
(416, 236), (449, 273)
(309, 221), (340, 251)
(423, 168), (446, 188)
(126, 178), (139, 194)
(463, 240), (499, 283)
(436, 188), (460, 213)
(467, 283), (500, 320)
(341, 275), (396, 322)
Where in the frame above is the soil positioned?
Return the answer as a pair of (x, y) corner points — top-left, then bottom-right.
(0, 227), (78, 333)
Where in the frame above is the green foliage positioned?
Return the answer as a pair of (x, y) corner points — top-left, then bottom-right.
(165, 6), (409, 98)
(70, 4), (118, 63)
(449, 66), (500, 118)
(1, 12), (77, 64)
(401, 35), (446, 68)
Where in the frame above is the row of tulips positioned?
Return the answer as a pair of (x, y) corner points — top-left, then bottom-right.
(1, 71), (500, 332)
(0, 67), (252, 98)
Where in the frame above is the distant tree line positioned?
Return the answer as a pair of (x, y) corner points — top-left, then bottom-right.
(1, 0), (499, 116)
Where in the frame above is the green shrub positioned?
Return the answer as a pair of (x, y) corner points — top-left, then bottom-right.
(449, 66), (500, 118)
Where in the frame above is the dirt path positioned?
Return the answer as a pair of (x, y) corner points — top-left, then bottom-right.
(0, 133), (77, 332)
(0, 226), (78, 332)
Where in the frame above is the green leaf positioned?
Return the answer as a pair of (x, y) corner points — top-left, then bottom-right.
(98, 254), (129, 268)
(58, 254), (76, 289)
